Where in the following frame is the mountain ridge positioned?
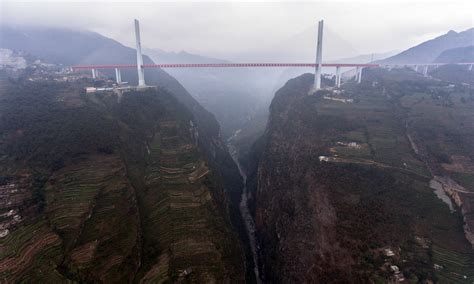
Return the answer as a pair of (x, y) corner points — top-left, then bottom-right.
(379, 27), (474, 64)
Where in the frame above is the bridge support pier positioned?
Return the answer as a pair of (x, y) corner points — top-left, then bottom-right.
(423, 65), (428, 77)
(91, 69), (97, 79)
(335, 66), (341, 88)
(115, 68), (122, 84)
(469, 64), (473, 71)
(414, 65), (418, 72)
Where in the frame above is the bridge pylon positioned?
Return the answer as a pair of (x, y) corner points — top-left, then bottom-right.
(91, 69), (97, 79)
(115, 68), (122, 84)
(310, 20), (324, 94)
(135, 19), (146, 87)
(357, 67), (362, 83)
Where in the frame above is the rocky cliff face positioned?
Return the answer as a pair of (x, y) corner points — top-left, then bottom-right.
(252, 71), (474, 282)
(0, 79), (245, 282)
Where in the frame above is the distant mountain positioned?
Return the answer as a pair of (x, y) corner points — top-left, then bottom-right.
(1, 26), (139, 66)
(143, 48), (228, 64)
(332, 50), (400, 64)
(380, 28), (474, 64)
(434, 45), (474, 63)
(221, 24), (359, 63)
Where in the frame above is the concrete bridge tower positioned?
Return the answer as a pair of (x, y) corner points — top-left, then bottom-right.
(115, 68), (122, 84)
(311, 20), (324, 94)
(135, 19), (146, 87)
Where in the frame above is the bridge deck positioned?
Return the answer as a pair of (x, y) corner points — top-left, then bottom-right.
(72, 63), (380, 70)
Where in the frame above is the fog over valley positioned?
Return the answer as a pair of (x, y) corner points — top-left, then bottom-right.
(1, 0), (474, 282)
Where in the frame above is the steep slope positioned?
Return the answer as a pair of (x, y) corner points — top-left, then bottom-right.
(380, 28), (474, 64)
(434, 46), (474, 63)
(0, 78), (245, 282)
(251, 70), (474, 282)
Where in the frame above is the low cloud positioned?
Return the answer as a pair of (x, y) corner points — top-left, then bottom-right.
(1, 1), (472, 60)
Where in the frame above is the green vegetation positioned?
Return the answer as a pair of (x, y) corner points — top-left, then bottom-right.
(133, 114), (243, 282)
(0, 80), (244, 282)
(327, 69), (474, 281)
(253, 70), (474, 282)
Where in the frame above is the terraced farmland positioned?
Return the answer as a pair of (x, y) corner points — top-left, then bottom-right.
(433, 244), (474, 282)
(322, 73), (474, 281)
(58, 155), (140, 282)
(0, 85), (245, 282)
(0, 219), (64, 282)
(0, 154), (141, 282)
(45, 155), (126, 247)
(136, 119), (243, 282)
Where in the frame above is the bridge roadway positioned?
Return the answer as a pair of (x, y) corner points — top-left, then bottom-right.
(72, 63), (379, 69)
(72, 62), (474, 70)
(73, 62), (473, 89)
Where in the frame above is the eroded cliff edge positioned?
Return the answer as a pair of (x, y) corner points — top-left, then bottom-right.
(252, 71), (474, 283)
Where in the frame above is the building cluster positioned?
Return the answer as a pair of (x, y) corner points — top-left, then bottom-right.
(336, 141), (361, 149)
(382, 247), (405, 282)
(389, 265), (405, 282)
(0, 182), (23, 239)
(318, 156), (332, 162)
(0, 49), (93, 83)
(0, 51), (148, 96)
(26, 67), (87, 83)
(0, 48), (27, 70)
(323, 95), (354, 103)
(0, 209), (21, 238)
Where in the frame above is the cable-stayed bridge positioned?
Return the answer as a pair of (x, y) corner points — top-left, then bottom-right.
(72, 20), (474, 93)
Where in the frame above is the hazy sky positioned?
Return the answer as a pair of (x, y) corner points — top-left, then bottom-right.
(1, 0), (473, 60)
